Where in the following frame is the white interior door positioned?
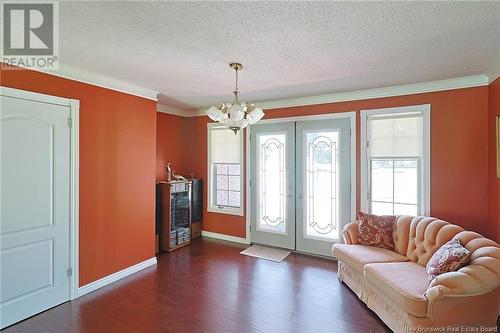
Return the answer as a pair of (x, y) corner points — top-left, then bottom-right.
(250, 123), (295, 249)
(1, 90), (71, 329)
(296, 118), (352, 256)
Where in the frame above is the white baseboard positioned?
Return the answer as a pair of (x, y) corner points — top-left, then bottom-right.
(201, 230), (250, 245)
(77, 257), (157, 297)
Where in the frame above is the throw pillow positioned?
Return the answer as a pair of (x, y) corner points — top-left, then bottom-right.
(357, 212), (396, 250)
(426, 238), (471, 283)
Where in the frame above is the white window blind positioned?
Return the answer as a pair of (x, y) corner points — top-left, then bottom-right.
(369, 114), (422, 158)
(210, 128), (241, 164)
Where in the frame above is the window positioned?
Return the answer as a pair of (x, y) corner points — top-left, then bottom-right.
(361, 105), (430, 216)
(207, 124), (243, 215)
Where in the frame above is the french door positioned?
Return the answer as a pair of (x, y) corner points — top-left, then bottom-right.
(250, 123), (296, 249)
(250, 118), (352, 256)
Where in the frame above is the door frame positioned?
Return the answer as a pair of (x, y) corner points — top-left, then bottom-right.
(245, 111), (357, 245)
(1, 86), (80, 300)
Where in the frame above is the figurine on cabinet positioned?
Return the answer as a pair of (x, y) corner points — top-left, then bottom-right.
(167, 162), (186, 181)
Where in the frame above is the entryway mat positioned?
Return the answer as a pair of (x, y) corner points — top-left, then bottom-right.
(240, 245), (291, 262)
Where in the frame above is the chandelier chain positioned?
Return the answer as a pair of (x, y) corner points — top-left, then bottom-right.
(234, 67), (239, 103)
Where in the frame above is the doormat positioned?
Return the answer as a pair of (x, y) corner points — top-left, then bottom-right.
(240, 245), (291, 262)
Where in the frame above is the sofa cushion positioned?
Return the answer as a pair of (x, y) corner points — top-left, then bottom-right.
(358, 212), (396, 250)
(426, 238), (471, 283)
(364, 262), (429, 317)
(333, 244), (408, 275)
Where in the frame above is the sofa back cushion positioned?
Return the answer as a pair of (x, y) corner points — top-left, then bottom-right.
(406, 217), (464, 266)
(392, 216), (413, 256)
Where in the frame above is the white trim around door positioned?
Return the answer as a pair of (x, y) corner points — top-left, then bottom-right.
(0, 86), (80, 301)
(245, 111), (357, 245)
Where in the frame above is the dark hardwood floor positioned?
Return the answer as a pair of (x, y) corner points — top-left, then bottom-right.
(4, 238), (390, 333)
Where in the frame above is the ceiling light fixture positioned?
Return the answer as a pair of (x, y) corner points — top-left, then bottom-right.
(206, 63), (265, 134)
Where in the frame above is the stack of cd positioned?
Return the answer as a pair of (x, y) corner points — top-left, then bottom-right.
(177, 227), (191, 243)
(169, 231), (177, 247)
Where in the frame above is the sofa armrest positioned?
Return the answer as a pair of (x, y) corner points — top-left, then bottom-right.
(424, 238), (500, 317)
(341, 221), (359, 245)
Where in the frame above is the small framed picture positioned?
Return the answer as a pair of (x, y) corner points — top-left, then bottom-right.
(497, 115), (500, 178)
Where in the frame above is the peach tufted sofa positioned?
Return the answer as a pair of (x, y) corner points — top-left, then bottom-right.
(332, 216), (500, 332)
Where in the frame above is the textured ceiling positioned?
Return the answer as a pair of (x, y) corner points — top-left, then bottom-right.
(59, 1), (500, 109)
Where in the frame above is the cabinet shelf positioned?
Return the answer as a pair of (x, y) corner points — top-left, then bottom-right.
(158, 181), (192, 253)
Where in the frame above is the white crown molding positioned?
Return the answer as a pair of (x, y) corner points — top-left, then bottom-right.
(30, 64), (159, 101)
(487, 63), (500, 84)
(157, 104), (197, 117)
(77, 257), (157, 297)
(201, 230), (250, 245)
(191, 74), (490, 116)
(256, 74), (490, 110)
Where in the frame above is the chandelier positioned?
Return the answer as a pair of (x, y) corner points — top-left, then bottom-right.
(207, 63), (265, 134)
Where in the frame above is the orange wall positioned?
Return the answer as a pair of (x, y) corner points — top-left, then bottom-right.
(184, 117), (247, 237)
(156, 112), (189, 181)
(1, 67), (157, 286)
(186, 86), (492, 239)
(488, 77), (500, 242)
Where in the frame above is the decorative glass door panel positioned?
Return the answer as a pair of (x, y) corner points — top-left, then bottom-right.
(250, 123), (295, 250)
(296, 118), (352, 256)
(305, 131), (339, 240)
(258, 134), (286, 234)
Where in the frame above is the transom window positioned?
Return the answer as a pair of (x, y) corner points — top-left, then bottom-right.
(361, 105), (430, 216)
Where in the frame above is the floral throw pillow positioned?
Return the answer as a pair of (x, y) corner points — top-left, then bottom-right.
(357, 212), (396, 251)
(426, 238), (471, 283)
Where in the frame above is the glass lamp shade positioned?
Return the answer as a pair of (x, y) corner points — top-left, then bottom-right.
(247, 107), (265, 124)
(207, 105), (227, 122)
(221, 118), (248, 134)
(239, 118), (249, 129)
(228, 103), (245, 121)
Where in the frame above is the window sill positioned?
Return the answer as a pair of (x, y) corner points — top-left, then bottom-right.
(207, 206), (244, 217)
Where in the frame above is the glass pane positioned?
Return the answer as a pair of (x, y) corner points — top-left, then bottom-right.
(228, 191), (240, 207)
(216, 174), (228, 190)
(228, 175), (240, 191)
(216, 190), (228, 206)
(305, 131), (339, 240)
(394, 203), (418, 216)
(258, 134), (286, 234)
(371, 160), (393, 202)
(371, 201), (393, 215)
(394, 160), (418, 204)
(216, 164), (228, 175)
(227, 164), (240, 175)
